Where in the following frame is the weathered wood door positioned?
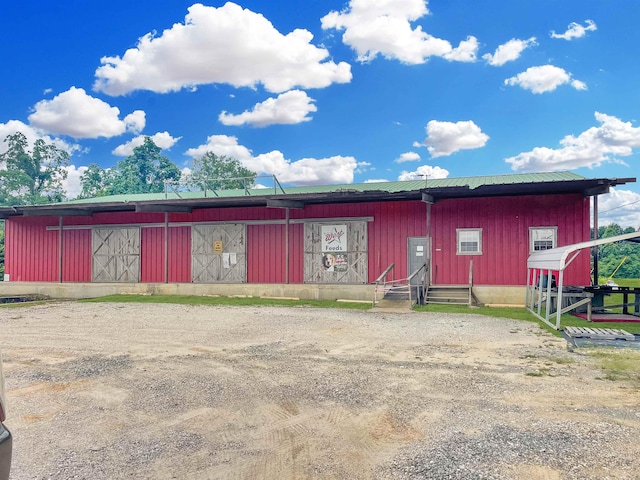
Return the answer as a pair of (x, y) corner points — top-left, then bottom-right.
(192, 224), (246, 283)
(304, 222), (368, 283)
(92, 227), (140, 282)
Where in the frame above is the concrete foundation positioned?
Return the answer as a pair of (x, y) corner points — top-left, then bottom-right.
(0, 282), (376, 302)
(0, 282), (526, 306)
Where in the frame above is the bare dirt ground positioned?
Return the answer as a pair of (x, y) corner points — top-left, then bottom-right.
(1, 302), (639, 479)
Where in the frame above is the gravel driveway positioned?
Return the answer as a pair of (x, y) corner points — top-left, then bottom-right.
(1, 302), (639, 479)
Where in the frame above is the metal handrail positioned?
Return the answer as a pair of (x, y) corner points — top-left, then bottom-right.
(407, 263), (427, 306)
(373, 263), (395, 307)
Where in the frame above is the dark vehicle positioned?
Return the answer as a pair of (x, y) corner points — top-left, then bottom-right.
(0, 351), (11, 480)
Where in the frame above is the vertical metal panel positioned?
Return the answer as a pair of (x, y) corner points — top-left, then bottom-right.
(4, 217), (59, 282)
(62, 229), (91, 282)
(141, 227), (164, 283)
(168, 226), (191, 283)
(247, 224), (286, 283)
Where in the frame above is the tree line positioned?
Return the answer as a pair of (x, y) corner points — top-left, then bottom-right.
(0, 133), (257, 204)
(594, 224), (640, 280)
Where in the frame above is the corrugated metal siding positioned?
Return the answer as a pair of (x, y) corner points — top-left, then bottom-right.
(168, 226), (191, 283)
(5, 217), (59, 282)
(62, 229), (91, 282)
(141, 227), (164, 283)
(247, 224), (286, 283)
(432, 194), (590, 286)
(3, 194), (591, 287)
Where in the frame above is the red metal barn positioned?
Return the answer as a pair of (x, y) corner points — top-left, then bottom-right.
(0, 173), (634, 305)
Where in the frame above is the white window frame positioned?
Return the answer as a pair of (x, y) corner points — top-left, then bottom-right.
(529, 227), (558, 253)
(456, 228), (482, 255)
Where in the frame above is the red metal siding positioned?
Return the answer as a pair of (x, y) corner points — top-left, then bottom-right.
(248, 224), (285, 283)
(5, 217), (59, 282)
(62, 229), (91, 282)
(141, 227), (165, 283)
(3, 194), (591, 287)
(168, 226), (191, 283)
(431, 194), (590, 286)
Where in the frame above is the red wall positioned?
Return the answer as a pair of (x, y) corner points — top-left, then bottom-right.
(430, 194), (590, 286)
(3, 194), (591, 286)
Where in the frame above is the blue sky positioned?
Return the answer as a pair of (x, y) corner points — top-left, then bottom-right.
(1, 0), (639, 226)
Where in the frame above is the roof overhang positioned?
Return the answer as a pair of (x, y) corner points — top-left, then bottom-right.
(0, 176), (634, 219)
(422, 177), (635, 203)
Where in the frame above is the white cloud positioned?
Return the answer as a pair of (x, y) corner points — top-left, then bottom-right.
(395, 152), (421, 163)
(506, 112), (640, 171)
(61, 165), (88, 199)
(321, 0), (478, 64)
(219, 90), (317, 127)
(571, 79), (588, 91)
(0, 120), (81, 156)
(482, 37), (537, 66)
(185, 134), (358, 185)
(504, 65), (586, 94)
(28, 87), (146, 139)
(597, 188), (640, 229)
(418, 120), (489, 158)
(113, 131), (181, 156)
(398, 164), (449, 181)
(550, 20), (597, 40)
(124, 111), (146, 134)
(94, 3), (351, 96)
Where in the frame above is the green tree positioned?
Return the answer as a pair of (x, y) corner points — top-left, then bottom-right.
(595, 223), (640, 280)
(186, 152), (257, 192)
(108, 137), (181, 195)
(77, 163), (112, 199)
(0, 132), (69, 205)
(78, 137), (182, 197)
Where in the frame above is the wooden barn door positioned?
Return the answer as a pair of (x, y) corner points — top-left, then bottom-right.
(191, 224), (246, 283)
(92, 227), (140, 282)
(304, 222), (368, 283)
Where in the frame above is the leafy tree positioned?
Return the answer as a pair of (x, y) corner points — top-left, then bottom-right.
(186, 152), (257, 192)
(0, 132), (69, 205)
(108, 137), (181, 195)
(78, 137), (181, 197)
(594, 223), (640, 280)
(78, 163), (111, 199)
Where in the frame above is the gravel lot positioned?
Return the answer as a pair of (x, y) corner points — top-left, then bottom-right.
(1, 302), (639, 479)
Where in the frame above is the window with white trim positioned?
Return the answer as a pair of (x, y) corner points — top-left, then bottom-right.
(456, 228), (482, 255)
(529, 227), (557, 252)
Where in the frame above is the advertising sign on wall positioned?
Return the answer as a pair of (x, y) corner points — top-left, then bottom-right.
(321, 225), (347, 252)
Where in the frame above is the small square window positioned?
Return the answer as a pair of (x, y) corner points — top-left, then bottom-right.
(457, 229), (482, 255)
(530, 227), (557, 253)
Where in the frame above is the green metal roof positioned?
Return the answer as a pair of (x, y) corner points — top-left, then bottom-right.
(65, 171), (587, 205)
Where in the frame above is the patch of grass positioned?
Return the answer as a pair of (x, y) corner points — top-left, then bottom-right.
(588, 350), (640, 386)
(80, 294), (372, 310)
